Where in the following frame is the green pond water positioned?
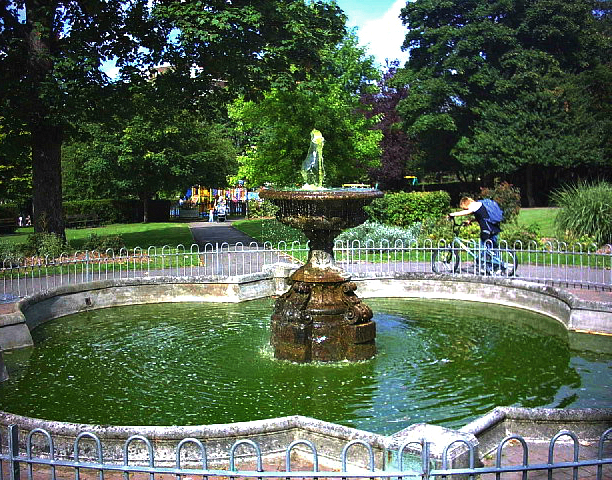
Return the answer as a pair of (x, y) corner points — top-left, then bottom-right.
(0, 298), (610, 434)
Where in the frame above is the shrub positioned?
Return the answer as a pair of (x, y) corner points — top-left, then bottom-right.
(479, 182), (521, 224)
(419, 218), (455, 243)
(63, 199), (170, 224)
(551, 180), (612, 246)
(0, 204), (19, 219)
(247, 199), (279, 219)
(81, 233), (126, 252)
(336, 221), (421, 246)
(501, 223), (542, 248)
(64, 199), (120, 223)
(557, 231), (598, 249)
(20, 233), (69, 258)
(364, 191), (451, 227)
(423, 219), (481, 244)
(260, 220), (306, 245)
(0, 241), (22, 264)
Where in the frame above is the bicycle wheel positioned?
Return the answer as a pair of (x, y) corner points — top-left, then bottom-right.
(497, 249), (517, 276)
(432, 247), (459, 273)
(485, 248), (517, 277)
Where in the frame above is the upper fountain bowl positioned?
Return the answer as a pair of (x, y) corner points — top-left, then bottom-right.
(259, 187), (383, 233)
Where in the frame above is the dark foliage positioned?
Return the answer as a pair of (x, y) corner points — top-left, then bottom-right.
(361, 61), (415, 191)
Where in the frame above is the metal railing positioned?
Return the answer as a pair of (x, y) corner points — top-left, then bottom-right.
(0, 425), (610, 479)
(2, 239), (611, 300)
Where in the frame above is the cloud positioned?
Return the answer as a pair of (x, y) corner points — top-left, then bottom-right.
(358, 0), (409, 67)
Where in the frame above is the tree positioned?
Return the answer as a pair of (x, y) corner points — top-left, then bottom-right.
(454, 71), (609, 205)
(116, 114), (235, 222)
(1, 0), (346, 235)
(1, 0), (168, 235)
(229, 32), (382, 188)
(61, 67), (238, 222)
(62, 123), (119, 201)
(62, 81), (237, 222)
(395, 0), (611, 198)
(0, 121), (31, 207)
(361, 60), (414, 191)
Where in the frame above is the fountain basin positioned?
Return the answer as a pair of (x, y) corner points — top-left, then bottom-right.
(0, 273), (610, 468)
(259, 188), (383, 254)
(259, 188), (384, 362)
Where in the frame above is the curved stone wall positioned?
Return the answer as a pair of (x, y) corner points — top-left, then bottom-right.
(0, 269), (610, 466)
(355, 273), (612, 337)
(2, 271), (610, 351)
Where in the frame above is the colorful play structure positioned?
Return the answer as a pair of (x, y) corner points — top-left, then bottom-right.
(173, 185), (249, 220)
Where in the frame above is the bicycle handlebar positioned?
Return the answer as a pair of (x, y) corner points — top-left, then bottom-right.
(447, 215), (461, 233)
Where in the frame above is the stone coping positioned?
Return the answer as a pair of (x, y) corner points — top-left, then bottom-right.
(0, 408), (610, 468)
(0, 269), (610, 467)
(2, 269), (611, 340)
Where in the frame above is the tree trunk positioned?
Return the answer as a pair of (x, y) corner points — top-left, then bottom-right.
(524, 164), (536, 207)
(141, 196), (150, 223)
(31, 123), (65, 237)
(25, 1), (65, 238)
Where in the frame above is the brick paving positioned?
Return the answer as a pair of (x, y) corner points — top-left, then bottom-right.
(568, 288), (612, 304)
(11, 444), (612, 480)
(480, 439), (612, 479)
(10, 457), (331, 480)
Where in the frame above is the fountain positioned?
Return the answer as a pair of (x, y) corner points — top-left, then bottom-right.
(259, 130), (383, 362)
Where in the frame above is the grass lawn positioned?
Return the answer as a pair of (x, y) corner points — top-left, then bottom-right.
(0, 207), (560, 252)
(233, 218), (306, 245)
(516, 207), (558, 238)
(0, 222), (195, 250)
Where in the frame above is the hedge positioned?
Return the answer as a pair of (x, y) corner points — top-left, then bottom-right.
(0, 204), (19, 233)
(364, 191), (451, 228)
(63, 199), (171, 224)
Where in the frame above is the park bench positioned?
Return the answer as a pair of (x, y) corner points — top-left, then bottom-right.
(65, 214), (100, 229)
(0, 218), (17, 234)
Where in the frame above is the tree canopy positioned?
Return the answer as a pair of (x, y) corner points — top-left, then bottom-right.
(361, 61), (414, 191)
(0, 0), (347, 233)
(229, 32), (382, 188)
(62, 68), (237, 222)
(395, 0), (612, 203)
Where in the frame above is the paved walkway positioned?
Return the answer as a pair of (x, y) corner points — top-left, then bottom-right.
(188, 218), (260, 247)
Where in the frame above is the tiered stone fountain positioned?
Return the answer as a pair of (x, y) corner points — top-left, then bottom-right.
(259, 130), (383, 362)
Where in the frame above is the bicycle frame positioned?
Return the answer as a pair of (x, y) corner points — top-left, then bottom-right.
(448, 218), (507, 273)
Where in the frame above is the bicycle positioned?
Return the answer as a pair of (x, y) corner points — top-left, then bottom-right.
(431, 217), (518, 276)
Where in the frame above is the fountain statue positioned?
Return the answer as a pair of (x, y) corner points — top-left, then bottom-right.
(301, 129), (325, 189)
(259, 130), (383, 362)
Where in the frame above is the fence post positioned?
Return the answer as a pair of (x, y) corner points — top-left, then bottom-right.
(8, 425), (20, 480)
(421, 440), (430, 480)
(86, 251), (90, 283)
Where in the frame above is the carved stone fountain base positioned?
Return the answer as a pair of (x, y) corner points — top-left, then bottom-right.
(270, 251), (376, 363)
(259, 187), (383, 363)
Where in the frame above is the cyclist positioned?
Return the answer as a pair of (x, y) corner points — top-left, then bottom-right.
(449, 197), (502, 273)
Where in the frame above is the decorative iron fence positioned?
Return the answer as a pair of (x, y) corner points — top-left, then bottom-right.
(0, 425), (610, 480)
(1, 240), (611, 300)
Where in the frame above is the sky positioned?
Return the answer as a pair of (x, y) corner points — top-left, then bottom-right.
(336, 0), (410, 67)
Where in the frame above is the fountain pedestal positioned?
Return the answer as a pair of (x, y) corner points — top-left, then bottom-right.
(260, 189), (383, 362)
